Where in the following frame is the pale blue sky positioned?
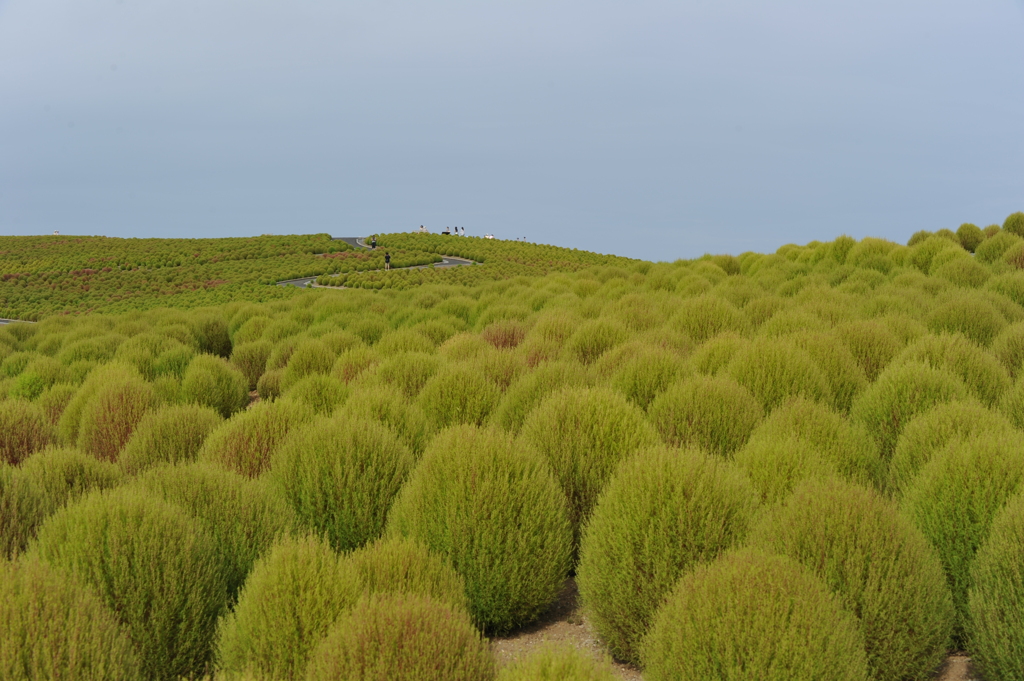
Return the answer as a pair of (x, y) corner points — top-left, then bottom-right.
(1, 1), (1022, 260)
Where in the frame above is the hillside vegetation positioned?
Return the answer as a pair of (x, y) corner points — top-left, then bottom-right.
(2, 212), (1024, 680)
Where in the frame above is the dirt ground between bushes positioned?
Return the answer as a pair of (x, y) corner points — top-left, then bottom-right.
(490, 579), (983, 681)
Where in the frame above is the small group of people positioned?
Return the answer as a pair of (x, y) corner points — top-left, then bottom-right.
(442, 226), (465, 236)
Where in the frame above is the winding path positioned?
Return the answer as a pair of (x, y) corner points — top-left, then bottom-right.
(277, 235), (474, 288)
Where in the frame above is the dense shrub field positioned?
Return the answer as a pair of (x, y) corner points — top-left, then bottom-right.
(3, 212), (1024, 679)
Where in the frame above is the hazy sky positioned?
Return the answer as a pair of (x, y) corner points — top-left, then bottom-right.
(2, 1), (1022, 261)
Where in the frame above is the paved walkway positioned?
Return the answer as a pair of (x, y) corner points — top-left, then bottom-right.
(0, 318), (33, 325)
(278, 236), (474, 288)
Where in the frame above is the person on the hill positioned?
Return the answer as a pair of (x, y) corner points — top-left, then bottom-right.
(384, 252), (391, 270)
(370, 235), (377, 249)
(460, 226), (465, 236)
(443, 227), (450, 235)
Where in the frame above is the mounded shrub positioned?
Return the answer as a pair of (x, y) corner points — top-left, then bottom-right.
(283, 374), (349, 415)
(347, 536), (469, 612)
(191, 312), (232, 357)
(992, 321), (1024, 378)
(933, 256), (990, 288)
(270, 415), (413, 552)
(281, 338), (337, 390)
(482, 319), (527, 349)
(851, 361), (968, 459)
(35, 382), (77, 425)
(119, 403), (225, 475)
(256, 367), (283, 401)
(519, 387), (659, 547)
(375, 327), (436, 355)
(386, 426), (572, 633)
(669, 295), (749, 342)
(725, 337), (831, 412)
(641, 549), (869, 681)
(216, 534), (363, 681)
(1, 447), (122, 558)
(686, 332), (749, 375)
(648, 374), (762, 456)
(968, 490), (1024, 680)
(577, 447), (758, 664)
(957, 222), (984, 252)
(198, 399), (308, 477)
(610, 345), (687, 410)
(749, 479), (954, 681)
(566, 318), (628, 365)
(331, 346), (379, 384)
(1004, 210), (1024, 237)
(489, 360), (588, 434)
(889, 400), (1015, 496)
(346, 382), (433, 456)
(231, 340), (272, 390)
(376, 351), (441, 398)
(496, 644), (617, 681)
(0, 556), (141, 681)
(788, 330), (868, 413)
(133, 462), (295, 600)
(181, 354), (250, 418)
(419, 363), (501, 428)
(0, 399), (54, 465)
(32, 487), (227, 681)
(927, 294), (1007, 346)
(890, 332), (1010, 407)
(68, 363), (157, 462)
(306, 594), (495, 681)
(901, 432), (1024, 640)
(837, 319), (902, 381)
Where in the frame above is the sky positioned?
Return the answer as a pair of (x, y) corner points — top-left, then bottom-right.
(1, 1), (1023, 261)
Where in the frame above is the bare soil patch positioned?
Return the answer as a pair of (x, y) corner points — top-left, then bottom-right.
(491, 579), (982, 681)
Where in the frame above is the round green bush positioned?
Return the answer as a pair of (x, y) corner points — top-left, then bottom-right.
(282, 374), (349, 415)
(181, 353), (250, 418)
(496, 644), (617, 681)
(32, 487), (227, 681)
(957, 223), (984, 252)
(519, 387), (659, 548)
(641, 549), (868, 681)
(270, 415), (413, 552)
(217, 534), (362, 681)
(0, 399), (53, 465)
(968, 490), (1024, 680)
(749, 479), (954, 681)
(70, 365), (157, 462)
(347, 536), (469, 612)
(648, 374), (762, 456)
(191, 312), (232, 357)
(386, 425), (572, 634)
(725, 337), (831, 412)
(577, 447), (758, 664)
(419, 363), (501, 429)
(977, 229), (1023, 263)
(281, 338), (337, 390)
(489, 361), (588, 435)
(787, 330), (868, 413)
(198, 400), (307, 477)
(837, 319), (902, 382)
(890, 333), (1010, 407)
(231, 340), (272, 390)
(992, 321), (1024, 379)
(889, 400), (1015, 496)
(376, 351), (441, 398)
(851, 361), (968, 459)
(346, 383), (433, 456)
(375, 327), (437, 355)
(934, 256), (991, 288)
(610, 345), (687, 410)
(1, 447), (122, 559)
(901, 432), (1024, 641)
(133, 462), (295, 601)
(686, 332), (749, 375)
(256, 367), (283, 400)
(306, 593), (496, 681)
(331, 346), (379, 384)
(927, 294), (1007, 346)
(669, 295), (749, 343)
(1004, 211), (1024, 237)
(565, 318), (628, 365)
(0, 556), (141, 681)
(119, 403), (224, 474)
(36, 382), (77, 425)
(734, 398), (882, 502)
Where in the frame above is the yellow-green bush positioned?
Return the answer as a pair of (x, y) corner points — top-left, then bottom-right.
(519, 387), (659, 547)
(282, 374), (348, 415)
(968, 490), (1024, 681)
(496, 644), (617, 681)
(890, 333), (1010, 407)
(565, 318), (628, 365)
(669, 295), (749, 342)
(35, 382), (76, 425)
(489, 360), (588, 434)
(217, 534), (362, 681)
(901, 433), (1024, 641)
(270, 415), (413, 552)
(230, 339), (272, 390)
(837, 319), (902, 381)
(133, 462), (294, 601)
(725, 337), (831, 412)
(577, 447), (758, 663)
(788, 330), (868, 413)
(345, 382), (432, 456)
(181, 353), (250, 418)
(255, 367), (283, 400)
(386, 426), (571, 633)
(306, 594), (495, 681)
(198, 399), (307, 477)
(610, 345), (687, 410)
(0, 399), (53, 465)
(749, 479), (953, 681)
(992, 321), (1024, 379)
(62, 362), (157, 462)
(889, 400), (1015, 496)
(0, 556), (141, 681)
(419, 363), (500, 428)
(851, 361), (968, 459)
(648, 374), (762, 456)
(347, 536), (468, 612)
(280, 338), (336, 389)
(927, 294), (1007, 346)
(376, 351), (441, 398)
(957, 222), (984, 252)
(641, 549), (869, 681)
(32, 487), (227, 681)
(119, 404), (224, 474)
